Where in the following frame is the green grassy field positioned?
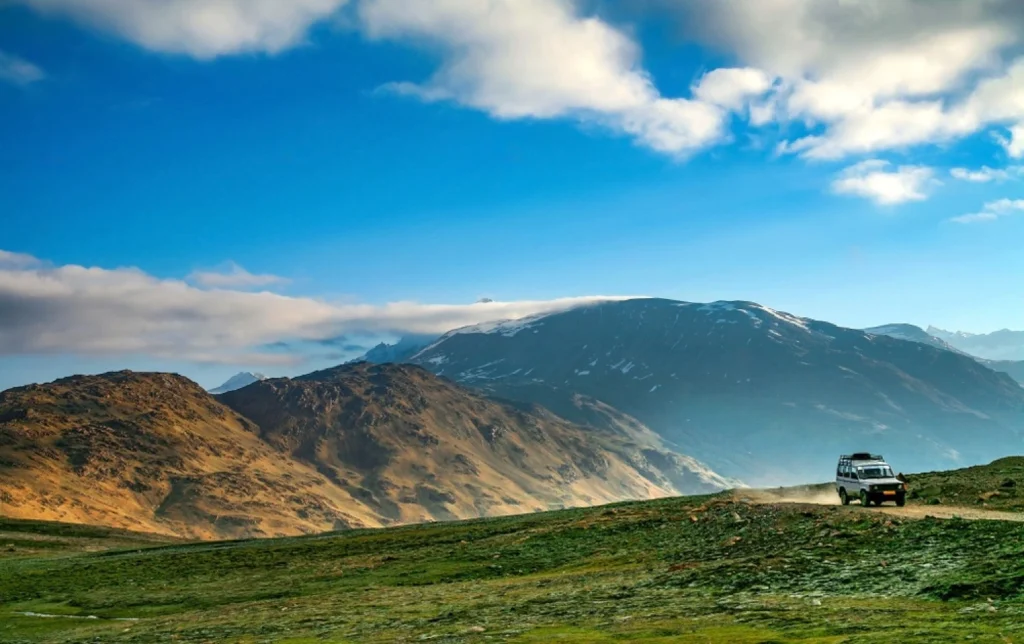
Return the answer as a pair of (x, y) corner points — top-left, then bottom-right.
(2, 489), (1024, 644)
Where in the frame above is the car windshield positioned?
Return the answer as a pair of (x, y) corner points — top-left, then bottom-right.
(857, 466), (894, 479)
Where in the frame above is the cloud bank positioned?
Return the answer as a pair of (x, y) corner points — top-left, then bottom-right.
(0, 250), (628, 365)
(187, 262), (291, 290)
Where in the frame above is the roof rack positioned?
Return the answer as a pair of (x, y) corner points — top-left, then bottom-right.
(840, 453), (884, 462)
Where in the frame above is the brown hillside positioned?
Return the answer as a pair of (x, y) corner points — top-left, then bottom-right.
(1, 365), (728, 539)
(0, 371), (378, 539)
(218, 363), (716, 525)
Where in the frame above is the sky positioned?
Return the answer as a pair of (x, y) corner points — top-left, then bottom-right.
(2, 0), (1024, 391)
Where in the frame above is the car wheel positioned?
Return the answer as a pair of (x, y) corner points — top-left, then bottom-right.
(839, 489), (849, 506)
(860, 490), (870, 507)
(896, 495), (906, 507)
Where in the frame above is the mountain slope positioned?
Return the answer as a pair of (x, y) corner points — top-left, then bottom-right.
(209, 371), (267, 394)
(218, 363), (729, 525)
(986, 360), (1024, 386)
(411, 298), (1024, 484)
(903, 456), (1024, 512)
(0, 372), (374, 539)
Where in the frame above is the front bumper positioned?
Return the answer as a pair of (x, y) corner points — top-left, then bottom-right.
(865, 489), (905, 502)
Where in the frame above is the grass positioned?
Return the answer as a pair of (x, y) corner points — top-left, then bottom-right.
(905, 457), (1024, 512)
(0, 517), (181, 561)
(1, 492), (1024, 643)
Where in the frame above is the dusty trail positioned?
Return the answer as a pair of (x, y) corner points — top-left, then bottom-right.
(730, 487), (1024, 523)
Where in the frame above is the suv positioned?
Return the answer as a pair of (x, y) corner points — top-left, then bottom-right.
(836, 453), (906, 507)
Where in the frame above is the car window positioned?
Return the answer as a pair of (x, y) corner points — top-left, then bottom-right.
(857, 466), (893, 479)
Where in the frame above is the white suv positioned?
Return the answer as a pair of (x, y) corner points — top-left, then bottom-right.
(836, 453), (906, 507)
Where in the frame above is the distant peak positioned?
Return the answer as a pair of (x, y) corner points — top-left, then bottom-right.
(209, 372), (268, 394)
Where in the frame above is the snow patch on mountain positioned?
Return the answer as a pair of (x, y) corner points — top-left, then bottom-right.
(448, 311), (552, 338)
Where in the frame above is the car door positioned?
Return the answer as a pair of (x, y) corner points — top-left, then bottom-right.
(846, 463), (860, 494)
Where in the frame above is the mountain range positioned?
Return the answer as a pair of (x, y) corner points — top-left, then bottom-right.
(3, 297), (1023, 538)
(0, 363), (728, 539)
(410, 299), (1024, 485)
(928, 326), (1024, 361)
(865, 324), (1024, 386)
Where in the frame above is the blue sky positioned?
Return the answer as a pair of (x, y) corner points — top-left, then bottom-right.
(2, 0), (1023, 391)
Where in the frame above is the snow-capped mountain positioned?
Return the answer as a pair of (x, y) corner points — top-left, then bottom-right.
(411, 298), (1024, 485)
(927, 326), (978, 341)
(927, 326), (1024, 361)
(209, 372), (268, 394)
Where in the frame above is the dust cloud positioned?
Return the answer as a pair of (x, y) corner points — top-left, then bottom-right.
(730, 485), (841, 507)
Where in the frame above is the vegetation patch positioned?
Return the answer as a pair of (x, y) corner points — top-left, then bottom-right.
(1, 489), (1023, 643)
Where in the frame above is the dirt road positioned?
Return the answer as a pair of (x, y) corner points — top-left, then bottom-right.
(730, 487), (1024, 522)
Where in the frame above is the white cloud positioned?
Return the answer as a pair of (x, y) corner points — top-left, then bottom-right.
(0, 250), (629, 364)
(675, 0), (1015, 82)
(360, 0), (736, 156)
(949, 166), (1022, 182)
(615, 98), (726, 155)
(996, 123), (1024, 158)
(0, 51), (45, 85)
(965, 58), (1024, 123)
(692, 67), (775, 111)
(16, 0), (350, 58)
(670, 0), (1024, 159)
(831, 160), (938, 205)
(784, 100), (979, 160)
(950, 198), (1024, 224)
(188, 262), (290, 290)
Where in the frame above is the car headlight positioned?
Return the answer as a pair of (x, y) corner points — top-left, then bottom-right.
(870, 485), (877, 491)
